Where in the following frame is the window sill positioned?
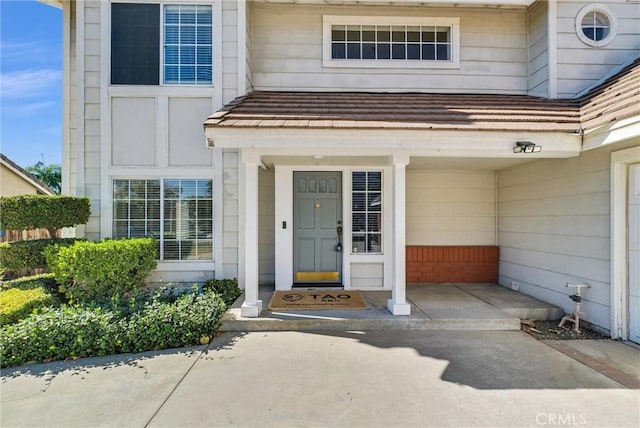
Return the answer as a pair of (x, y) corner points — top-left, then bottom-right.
(323, 59), (460, 69)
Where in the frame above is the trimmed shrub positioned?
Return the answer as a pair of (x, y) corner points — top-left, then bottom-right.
(0, 238), (80, 272)
(0, 195), (90, 237)
(0, 286), (56, 325)
(1, 273), (58, 290)
(45, 238), (157, 302)
(0, 289), (226, 368)
(202, 278), (241, 307)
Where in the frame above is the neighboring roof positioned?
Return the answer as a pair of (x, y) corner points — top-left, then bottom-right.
(205, 57), (640, 134)
(0, 154), (54, 195)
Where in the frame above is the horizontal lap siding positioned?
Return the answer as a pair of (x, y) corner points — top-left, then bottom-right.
(497, 141), (639, 332)
(556, 0), (640, 97)
(251, 4), (528, 94)
(406, 246), (499, 283)
(528, 0), (548, 97)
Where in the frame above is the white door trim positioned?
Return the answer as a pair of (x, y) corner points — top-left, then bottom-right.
(610, 146), (640, 339)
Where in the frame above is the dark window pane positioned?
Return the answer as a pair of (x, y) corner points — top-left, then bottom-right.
(332, 25), (346, 41)
(407, 44), (420, 59)
(392, 44), (405, 59)
(352, 172), (366, 191)
(352, 193), (366, 211)
(422, 28), (435, 43)
(111, 3), (159, 85)
(376, 27), (390, 42)
(367, 172), (382, 191)
(362, 27), (375, 42)
(332, 43), (346, 59)
(367, 213), (380, 232)
(392, 27), (405, 42)
(436, 27), (450, 42)
(582, 27), (595, 40)
(347, 43), (360, 59)
(422, 43), (435, 60)
(362, 43), (376, 59)
(437, 44), (450, 60)
(352, 213), (366, 232)
(377, 43), (390, 59)
(347, 26), (360, 42)
(407, 27), (420, 42)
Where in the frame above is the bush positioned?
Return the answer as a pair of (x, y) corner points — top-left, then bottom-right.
(0, 238), (80, 272)
(0, 195), (90, 237)
(0, 286), (56, 325)
(202, 278), (241, 307)
(1, 273), (58, 291)
(45, 238), (157, 302)
(0, 289), (226, 368)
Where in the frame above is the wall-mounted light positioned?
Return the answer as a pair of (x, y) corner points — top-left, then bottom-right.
(513, 141), (541, 153)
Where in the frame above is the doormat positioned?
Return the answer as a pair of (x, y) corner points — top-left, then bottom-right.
(268, 290), (368, 310)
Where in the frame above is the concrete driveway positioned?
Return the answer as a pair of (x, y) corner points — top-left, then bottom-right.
(1, 331), (639, 428)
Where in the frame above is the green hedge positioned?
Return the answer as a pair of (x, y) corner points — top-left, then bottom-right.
(0, 195), (90, 235)
(0, 289), (226, 367)
(0, 286), (57, 326)
(45, 238), (157, 302)
(0, 238), (80, 272)
(202, 278), (240, 307)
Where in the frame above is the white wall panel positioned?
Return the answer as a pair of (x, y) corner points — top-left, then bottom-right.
(259, 168), (275, 283)
(111, 97), (156, 166)
(168, 97), (213, 166)
(406, 170), (496, 246)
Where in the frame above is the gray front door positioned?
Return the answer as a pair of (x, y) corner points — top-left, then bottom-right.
(293, 171), (343, 284)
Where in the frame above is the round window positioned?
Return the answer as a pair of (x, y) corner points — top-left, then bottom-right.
(575, 4), (617, 47)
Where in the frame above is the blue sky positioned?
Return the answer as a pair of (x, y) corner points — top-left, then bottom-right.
(1, 0), (62, 168)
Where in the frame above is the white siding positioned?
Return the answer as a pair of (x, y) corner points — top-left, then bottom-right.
(406, 170), (496, 246)
(222, 0), (239, 103)
(222, 149), (240, 279)
(251, 4), (529, 94)
(351, 263), (384, 288)
(246, 0), (253, 92)
(259, 168), (275, 283)
(556, 0), (640, 98)
(83, 0), (102, 241)
(528, 0), (548, 97)
(498, 141), (640, 333)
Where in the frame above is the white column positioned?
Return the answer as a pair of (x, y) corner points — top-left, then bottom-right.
(388, 154), (411, 315)
(240, 150), (262, 317)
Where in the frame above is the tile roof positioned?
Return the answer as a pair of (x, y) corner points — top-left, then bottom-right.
(205, 57), (640, 133)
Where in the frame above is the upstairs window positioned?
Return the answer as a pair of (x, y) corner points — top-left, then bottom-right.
(111, 3), (213, 85)
(323, 16), (460, 69)
(575, 4), (617, 47)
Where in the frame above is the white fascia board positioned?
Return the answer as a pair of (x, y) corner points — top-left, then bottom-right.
(37, 0), (63, 9)
(582, 115), (640, 152)
(204, 127), (581, 158)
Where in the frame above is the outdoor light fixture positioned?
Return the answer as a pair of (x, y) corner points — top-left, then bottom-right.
(513, 141), (542, 153)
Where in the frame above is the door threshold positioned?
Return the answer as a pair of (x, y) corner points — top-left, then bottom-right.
(292, 283), (344, 289)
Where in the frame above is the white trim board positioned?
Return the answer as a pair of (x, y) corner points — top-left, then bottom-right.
(610, 145), (640, 340)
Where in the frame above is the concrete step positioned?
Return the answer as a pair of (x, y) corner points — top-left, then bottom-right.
(218, 285), (549, 332)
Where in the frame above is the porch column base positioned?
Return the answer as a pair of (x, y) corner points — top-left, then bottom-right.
(387, 299), (411, 316)
(241, 300), (263, 318)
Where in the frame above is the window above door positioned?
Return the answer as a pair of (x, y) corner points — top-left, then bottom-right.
(323, 15), (460, 69)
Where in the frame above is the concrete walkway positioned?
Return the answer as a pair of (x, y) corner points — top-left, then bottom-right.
(221, 283), (563, 332)
(1, 331), (638, 428)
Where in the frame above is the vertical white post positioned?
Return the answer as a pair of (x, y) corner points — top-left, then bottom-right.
(240, 150), (262, 317)
(388, 154), (411, 316)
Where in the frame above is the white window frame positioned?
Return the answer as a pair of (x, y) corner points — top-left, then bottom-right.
(575, 4), (618, 48)
(322, 15), (460, 69)
(111, 177), (214, 263)
(109, 0), (217, 87)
